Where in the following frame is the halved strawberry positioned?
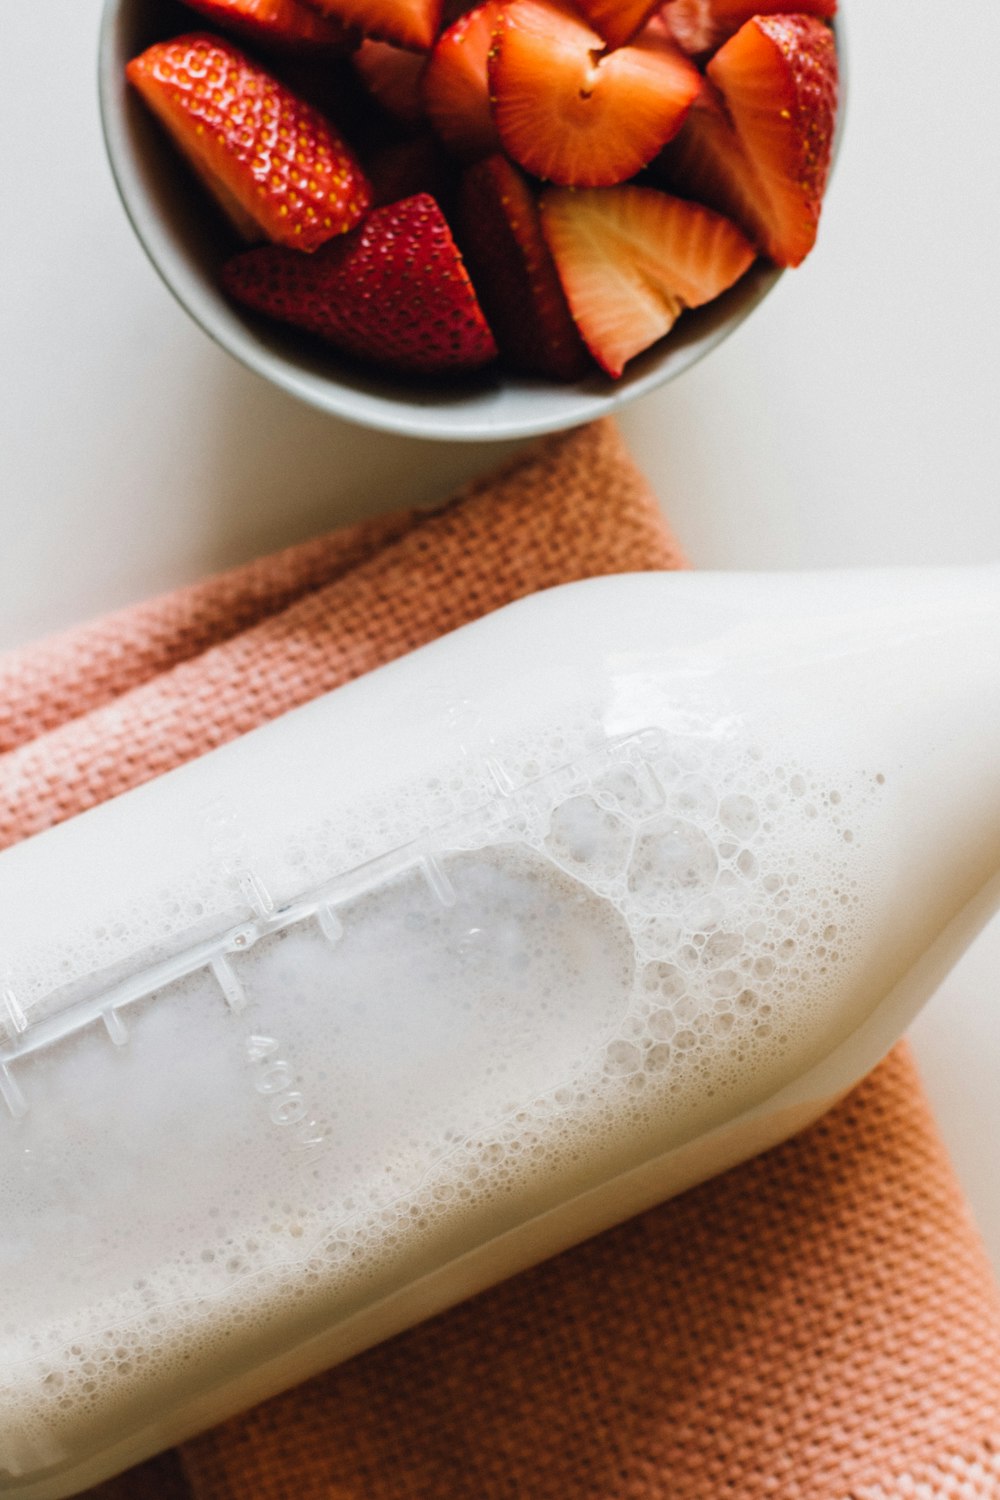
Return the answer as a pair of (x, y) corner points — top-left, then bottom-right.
(353, 38), (427, 122)
(659, 0), (836, 58)
(540, 185), (755, 376)
(305, 0), (441, 51)
(223, 193), (498, 373)
(569, 0), (662, 52)
(422, 2), (502, 162)
(127, 35), (371, 250)
(489, 0), (701, 188)
(457, 155), (590, 379)
(650, 79), (768, 248)
(707, 13), (837, 266)
(176, 0), (354, 53)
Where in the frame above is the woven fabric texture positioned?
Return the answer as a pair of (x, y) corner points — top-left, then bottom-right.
(180, 1048), (1000, 1500)
(3, 419), (998, 1500)
(0, 422), (681, 847)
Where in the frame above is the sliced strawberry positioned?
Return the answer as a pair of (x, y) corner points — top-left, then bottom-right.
(659, 0), (836, 58)
(540, 185), (755, 377)
(223, 193), (498, 373)
(489, 0), (700, 188)
(707, 13), (837, 266)
(305, 0), (441, 51)
(127, 35), (371, 250)
(457, 155), (590, 379)
(175, 0), (354, 53)
(365, 133), (457, 207)
(650, 79), (768, 248)
(569, 0), (662, 52)
(422, 2), (502, 162)
(353, 38), (427, 122)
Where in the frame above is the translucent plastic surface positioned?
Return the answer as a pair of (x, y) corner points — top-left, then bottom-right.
(2, 568), (999, 1496)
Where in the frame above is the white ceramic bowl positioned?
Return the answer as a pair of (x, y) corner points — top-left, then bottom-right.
(98, 0), (832, 442)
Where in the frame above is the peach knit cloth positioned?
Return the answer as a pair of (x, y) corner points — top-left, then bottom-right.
(3, 422), (1000, 1500)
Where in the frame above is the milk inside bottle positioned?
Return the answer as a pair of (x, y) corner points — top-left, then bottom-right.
(2, 566), (999, 1497)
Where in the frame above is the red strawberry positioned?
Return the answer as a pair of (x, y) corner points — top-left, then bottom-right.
(540, 185), (755, 376)
(489, 0), (701, 188)
(569, 0), (662, 52)
(707, 14), (837, 266)
(126, 35), (371, 250)
(457, 155), (590, 379)
(223, 193), (498, 373)
(422, 2), (502, 162)
(659, 0), (836, 57)
(305, 0), (442, 51)
(650, 79), (768, 248)
(353, 38), (427, 122)
(175, 0), (354, 53)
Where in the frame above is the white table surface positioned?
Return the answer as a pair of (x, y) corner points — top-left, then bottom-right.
(3, 1), (1000, 1268)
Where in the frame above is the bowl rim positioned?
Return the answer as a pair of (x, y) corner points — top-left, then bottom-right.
(97, 0), (843, 442)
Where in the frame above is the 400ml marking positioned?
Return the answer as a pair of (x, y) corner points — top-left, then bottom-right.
(245, 1033), (326, 1151)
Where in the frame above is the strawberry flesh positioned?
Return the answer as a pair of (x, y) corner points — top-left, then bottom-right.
(353, 38), (427, 123)
(569, 0), (662, 52)
(659, 0), (836, 57)
(540, 184), (755, 376)
(223, 193), (499, 374)
(457, 155), (591, 379)
(490, 0), (701, 188)
(422, 2), (502, 162)
(175, 0), (354, 53)
(127, 35), (371, 250)
(305, 0), (442, 51)
(707, 13), (837, 266)
(649, 79), (768, 249)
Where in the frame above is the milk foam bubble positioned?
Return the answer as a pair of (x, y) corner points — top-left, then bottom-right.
(0, 719), (885, 1472)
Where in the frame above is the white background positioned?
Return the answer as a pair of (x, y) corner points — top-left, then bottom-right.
(2, 3), (1000, 1263)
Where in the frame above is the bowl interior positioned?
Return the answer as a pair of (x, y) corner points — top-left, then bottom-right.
(99, 0), (785, 441)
